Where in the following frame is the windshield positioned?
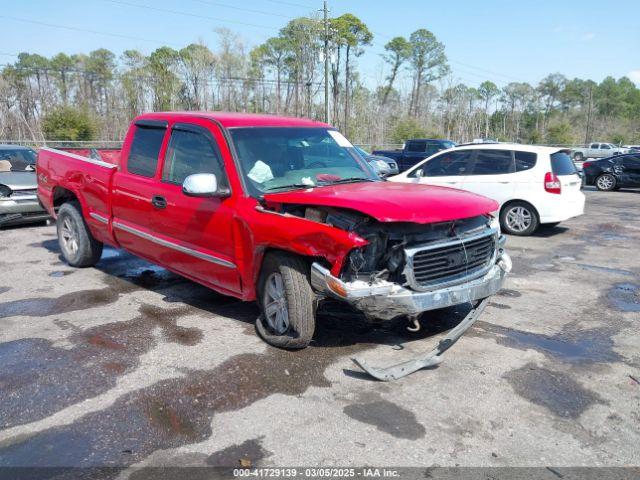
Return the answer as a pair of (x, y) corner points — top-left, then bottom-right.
(0, 148), (37, 172)
(230, 127), (377, 195)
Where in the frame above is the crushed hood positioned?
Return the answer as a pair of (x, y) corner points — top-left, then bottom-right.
(263, 181), (498, 224)
(0, 171), (37, 190)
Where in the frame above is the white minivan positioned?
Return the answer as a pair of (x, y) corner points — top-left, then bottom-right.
(389, 144), (585, 235)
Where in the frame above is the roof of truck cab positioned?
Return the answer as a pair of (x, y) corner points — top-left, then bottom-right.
(135, 112), (331, 129)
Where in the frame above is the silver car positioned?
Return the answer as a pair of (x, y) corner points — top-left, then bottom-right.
(0, 145), (50, 227)
(354, 146), (399, 177)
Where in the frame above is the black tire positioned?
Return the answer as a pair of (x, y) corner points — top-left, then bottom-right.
(500, 201), (540, 236)
(573, 152), (584, 161)
(595, 173), (616, 191)
(255, 252), (315, 349)
(57, 201), (103, 267)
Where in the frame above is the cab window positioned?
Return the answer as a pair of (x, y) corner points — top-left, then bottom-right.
(162, 126), (227, 187)
(406, 141), (426, 153)
(127, 125), (166, 177)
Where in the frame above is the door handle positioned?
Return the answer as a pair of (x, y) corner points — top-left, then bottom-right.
(151, 195), (167, 209)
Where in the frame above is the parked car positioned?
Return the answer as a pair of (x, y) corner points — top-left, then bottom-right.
(354, 146), (399, 177)
(389, 144), (585, 236)
(0, 145), (50, 227)
(571, 143), (630, 162)
(583, 154), (640, 191)
(623, 145), (640, 153)
(38, 112), (511, 375)
(372, 139), (457, 172)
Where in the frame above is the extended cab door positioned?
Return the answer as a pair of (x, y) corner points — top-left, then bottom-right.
(408, 149), (473, 190)
(149, 120), (240, 294)
(111, 120), (169, 261)
(461, 149), (515, 205)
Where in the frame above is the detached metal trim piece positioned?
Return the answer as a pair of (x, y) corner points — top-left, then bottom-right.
(89, 212), (108, 224)
(40, 147), (117, 170)
(352, 297), (490, 381)
(112, 221), (236, 269)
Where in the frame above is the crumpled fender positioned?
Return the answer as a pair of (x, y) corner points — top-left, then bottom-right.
(232, 203), (367, 301)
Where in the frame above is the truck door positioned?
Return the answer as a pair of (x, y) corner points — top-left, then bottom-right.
(111, 120), (169, 262)
(410, 149), (473, 190)
(599, 143), (612, 157)
(149, 120), (240, 294)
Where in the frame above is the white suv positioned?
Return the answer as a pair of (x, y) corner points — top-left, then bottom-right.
(389, 144), (585, 236)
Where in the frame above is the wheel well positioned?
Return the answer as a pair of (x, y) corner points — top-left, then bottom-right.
(52, 187), (78, 210)
(500, 199), (539, 220)
(254, 247), (324, 285)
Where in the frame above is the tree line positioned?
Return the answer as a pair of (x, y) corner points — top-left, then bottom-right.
(1, 13), (639, 147)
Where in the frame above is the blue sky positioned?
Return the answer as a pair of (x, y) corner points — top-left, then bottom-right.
(1, 0), (639, 89)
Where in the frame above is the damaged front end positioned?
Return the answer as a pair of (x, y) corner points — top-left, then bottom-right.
(271, 202), (511, 380)
(284, 206), (512, 320)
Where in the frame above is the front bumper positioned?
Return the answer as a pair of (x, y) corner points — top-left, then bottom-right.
(311, 252), (511, 321)
(0, 196), (49, 226)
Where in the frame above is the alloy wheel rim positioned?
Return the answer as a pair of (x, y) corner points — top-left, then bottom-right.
(506, 206), (532, 232)
(598, 175), (614, 190)
(61, 217), (79, 256)
(263, 272), (289, 334)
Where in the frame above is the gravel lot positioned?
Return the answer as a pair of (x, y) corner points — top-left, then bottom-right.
(0, 187), (638, 471)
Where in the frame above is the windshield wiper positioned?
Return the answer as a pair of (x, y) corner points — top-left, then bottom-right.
(322, 177), (377, 185)
(264, 183), (316, 192)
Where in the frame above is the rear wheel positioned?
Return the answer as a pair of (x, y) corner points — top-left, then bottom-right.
(500, 201), (539, 236)
(256, 252), (315, 349)
(57, 201), (103, 267)
(595, 174), (616, 191)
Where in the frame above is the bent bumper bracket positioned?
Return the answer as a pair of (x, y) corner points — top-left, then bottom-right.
(352, 297), (489, 381)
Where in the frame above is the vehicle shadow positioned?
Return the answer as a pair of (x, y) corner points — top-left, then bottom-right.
(34, 241), (470, 354)
(0, 219), (51, 231)
(529, 225), (571, 238)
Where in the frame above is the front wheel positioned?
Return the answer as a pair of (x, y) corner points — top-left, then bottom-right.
(57, 201), (103, 267)
(500, 201), (539, 236)
(595, 174), (616, 191)
(256, 252), (315, 349)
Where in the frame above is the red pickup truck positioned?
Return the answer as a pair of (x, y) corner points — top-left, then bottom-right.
(37, 112), (511, 378)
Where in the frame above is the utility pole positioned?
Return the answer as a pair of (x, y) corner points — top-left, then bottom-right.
(584, 84), (593, 145)
(323, 0), (330, 124)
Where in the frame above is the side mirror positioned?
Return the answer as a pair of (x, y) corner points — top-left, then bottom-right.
(415, 169), (424, 178)
(182, 173), (229, 198)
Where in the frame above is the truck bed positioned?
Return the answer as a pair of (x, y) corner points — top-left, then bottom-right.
(37, 147), (118, 246)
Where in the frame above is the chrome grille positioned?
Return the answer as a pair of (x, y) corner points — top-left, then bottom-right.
(405, 229), (498, 291)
